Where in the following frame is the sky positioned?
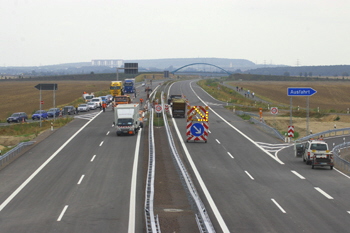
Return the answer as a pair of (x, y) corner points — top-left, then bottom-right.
(1, 0), (349, 67)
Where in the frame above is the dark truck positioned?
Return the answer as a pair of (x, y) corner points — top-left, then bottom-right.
(171, 98), (187, 118)
(167, 94), (182, 105)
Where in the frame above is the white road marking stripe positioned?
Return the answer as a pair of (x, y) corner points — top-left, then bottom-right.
(77, 175), (85, 185)
(99, 141), (104, 147)
(216, 139), (221, 144)
(106, 131), (110, 135)
(334, 168), (350, 179)
(57, 205), (69, 221)
(208, 130), (211, 133)
(227, 152), (234, 159)
(0, 111), (102, 212)
(271, 199), (286, 213)
(291, 170), (305, 179)
(91, 155), (96, 162)
(245, 171), (255, 180)
(314, 187), (334, 199)
(347, 211), (350, 215)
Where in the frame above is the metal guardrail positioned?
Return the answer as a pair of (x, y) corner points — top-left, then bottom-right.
(235, 110), (285, 141)
(332, 142), (350, 174)
(161, 92), (215, 233)
(297, 128), (350, 142)
(144, 107), (161, 233)
(0, 141), (35, 168)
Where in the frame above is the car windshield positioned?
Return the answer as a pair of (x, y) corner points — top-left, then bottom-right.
(117, 119), (133, 126)
(311, 143), (327, 150)
(11, 113), (20, 117)
(35, 110), (43, 113)
(79, 104), (87, 107)
(88, 102), (94, 105)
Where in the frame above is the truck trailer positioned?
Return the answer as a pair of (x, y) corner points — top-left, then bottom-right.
(171, 99), (187, 118)
(114, 104), (142, 136)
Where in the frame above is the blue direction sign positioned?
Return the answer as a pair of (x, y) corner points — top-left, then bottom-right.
(190, 123), (204, 137)
(287, 87), (317, 96)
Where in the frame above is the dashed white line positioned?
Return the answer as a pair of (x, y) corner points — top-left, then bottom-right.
(347, 211), (350, 215)
(77, 175), (85, 185)
(91, 155), (96, 162)
(106, 131), (110, 135)
(291, 170), (305, 179)
(271, 199), (286, 213)
(99, 141), (104, 147)
(227, 152), (234, 159)
(208, 130), (211, 133)
(57, 205), (69, 221)
(314, 187), (333, 199)
(216, 139), (221, 144)
(245, 171), (255, 180)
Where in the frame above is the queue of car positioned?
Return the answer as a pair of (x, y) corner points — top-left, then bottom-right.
(6, 93), (109, 124)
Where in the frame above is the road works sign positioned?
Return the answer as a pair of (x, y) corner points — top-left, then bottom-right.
(287, 87), (317, 96)
(288, 125), (294, 137)
(186, 105), (209, 142)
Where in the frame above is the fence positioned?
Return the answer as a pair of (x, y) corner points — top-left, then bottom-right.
(333, 142), (350, 174)
(0, 141), (35, 168)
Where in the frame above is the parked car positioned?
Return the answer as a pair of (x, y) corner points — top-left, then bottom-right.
(7, 112), (28, 123)
(77, 104), (90, 112)
(32, 110), (49, 120)
(87, 102), (97, 110)
(47, 108), (60, 117)
(91, 97), (102, 109)
(63, 106), (76, 115)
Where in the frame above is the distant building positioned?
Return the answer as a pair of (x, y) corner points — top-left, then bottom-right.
(91, 59), (123, 68)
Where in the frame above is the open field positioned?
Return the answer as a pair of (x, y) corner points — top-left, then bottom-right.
(226, 81), (350, 112)
(0, 80), (110, 121)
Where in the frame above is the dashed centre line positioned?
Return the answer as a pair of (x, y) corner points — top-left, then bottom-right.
(216, 139), (221, 144)
(291, 170), (306, 179)
(99, 141), (104, 147)
(245, 171), (255, 180)
(227, 152), (234, 159)
(91, 155), (96, 162)
(271, 199), (286, 213)
(77, 175), (85, 185)
(57, 205), (69, 221)
(314, 187), (333, 199)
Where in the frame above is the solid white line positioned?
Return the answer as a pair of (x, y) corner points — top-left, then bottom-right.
(99, 141), (104, 146)
(216, 139), (221, 144)
(77, 175), (85, 185)
(227, 152), (234, 159)
(291, 170), (306, 179)
(334, 168), (350, 179)
(106, 131), (110, 135)
(192, 82), (284, 165)
(128, 129), (142, 233)
(245, 171), (255, 180)
(314, 187), (334, 199)
(57, 205), (69, 221)
(91, 155), (96, 162)
(172, 111), (230, 232)
(0, 111), (102, 212)
(271, 199), (286, 213)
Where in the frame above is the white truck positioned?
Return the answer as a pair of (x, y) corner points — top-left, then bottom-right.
(114, 104), (142, 136)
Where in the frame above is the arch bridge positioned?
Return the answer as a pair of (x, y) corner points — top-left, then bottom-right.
(171, 63), (232, 75)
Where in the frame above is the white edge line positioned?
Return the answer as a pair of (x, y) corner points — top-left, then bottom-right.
(227, 152), (234, 159)
(190, 81), (285, 165)
(77, 175), (85, 185)
(314, 187), (334, 199)
(291, 170), (306, 179)
(271, 199), (286, 213)
(0, 111), (102, 212)
(91, 155), (96, 162)
(57, 205), (69, 221)
(128, 129), (142, 233)
(245, 171), (255, 180)
(334, 168), (350, 179)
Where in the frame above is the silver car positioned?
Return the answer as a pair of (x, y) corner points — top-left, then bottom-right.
(77, 104), (90, 112)
(87, 102), (97, 110)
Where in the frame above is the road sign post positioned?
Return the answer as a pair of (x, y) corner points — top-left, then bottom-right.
(34, 84), (58, 127)
(287, 87), (317, 137)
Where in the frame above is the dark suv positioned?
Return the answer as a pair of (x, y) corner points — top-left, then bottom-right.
(7, 112), (28, 123)
(63, 106), (76, 115)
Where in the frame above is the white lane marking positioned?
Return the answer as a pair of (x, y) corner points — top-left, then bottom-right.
(314, 187), (334, 199)
(347, 211), (350, 215)
(57, 205), (69, 221)
(128, 129), (142, 233)
(216, 139), (221, 144)
(291, 170), (305, 179)
(227, 152), (234, 159)
(171, 111), (230, 232)
(99, 141), (104, 147)
(271, 199), (286, 213)
(245, 171), (255, 180)
(334, 168), (350, 179)
(0, 111), (102, 212)
(191, 82), (284, 165)
(77, 175), (85, 185)
(106, 131), (110, 135)
(208, 130), (211, 133)
(91, 155), (96, 162)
